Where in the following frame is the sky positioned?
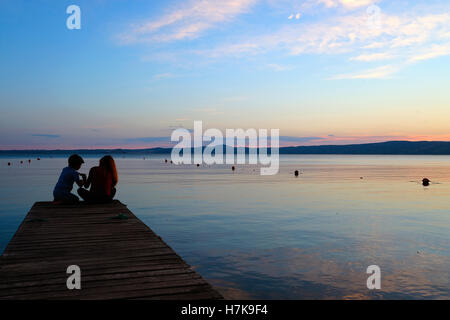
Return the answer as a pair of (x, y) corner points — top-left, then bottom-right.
(1, 0), (450, 149)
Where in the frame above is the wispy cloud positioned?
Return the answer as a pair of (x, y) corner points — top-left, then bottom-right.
(315, 0), (379, 9)
(205, 11), (450, 55)
(280, 136), (324, 143)
(288, 13), (302, 20)
(267, 63), (292, 71)
(350, 52), (393, 61)
(193, 107), (225, 115)
(119, 1), (450, 80)
(408, 43), (450, 63)
(153, 72), (175, 80)
(119, 0), (259, 44)
(31, 134), (60, 138)
(125, 136), (170, 143)
(198, 7), (450, 78)
(332, 65), (399, 79)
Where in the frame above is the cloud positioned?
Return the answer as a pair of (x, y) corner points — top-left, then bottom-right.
(362, 41), (386, 49)
(315, 0), (379, 9)
(124, 136), (170, 143)
(207, 11), (450, 55)
(193, 107), (225, 115)
(153, 73), (175, 80)
(288, 13), (301, 20)
(332, 65), (399, 79)
(280, 136), (324, 143)
(200, 7), (450, 78)
(408, 43), (450, 63)
(31, 134), (60, 138)
(350, 52), (393, 61)
(119, 0), (259, 44)
(167, 125), (194, 133)
(120, 1), (450, 80)
(267, 63), (291, 71)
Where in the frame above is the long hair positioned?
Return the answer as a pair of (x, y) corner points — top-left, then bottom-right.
(99, 155), (118, 187)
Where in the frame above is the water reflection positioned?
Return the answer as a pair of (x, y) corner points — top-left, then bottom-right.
(0, 155), (449, 299)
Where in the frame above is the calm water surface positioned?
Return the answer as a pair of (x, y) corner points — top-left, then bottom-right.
(1, 155), (449, 299)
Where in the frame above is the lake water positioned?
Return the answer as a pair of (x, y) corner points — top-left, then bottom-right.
(0, 155), (449, 299)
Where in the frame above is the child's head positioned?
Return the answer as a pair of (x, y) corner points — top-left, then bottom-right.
(68, 154), (84, 170)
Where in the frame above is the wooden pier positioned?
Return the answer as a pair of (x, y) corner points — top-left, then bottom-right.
(0, 201), (223, 300)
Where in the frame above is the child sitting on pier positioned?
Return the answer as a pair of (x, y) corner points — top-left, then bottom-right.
(53, 154), (86, 204)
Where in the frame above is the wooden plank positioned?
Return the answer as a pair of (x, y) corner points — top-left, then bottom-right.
(0, 273), (205, 297)
(0, 201), (222, 300)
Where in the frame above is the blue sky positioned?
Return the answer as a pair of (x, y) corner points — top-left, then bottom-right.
(1, 0), (450, 149)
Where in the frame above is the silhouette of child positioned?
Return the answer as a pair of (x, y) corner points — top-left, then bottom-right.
(53, 154), (86, 204)
(78, 155), (118, 204)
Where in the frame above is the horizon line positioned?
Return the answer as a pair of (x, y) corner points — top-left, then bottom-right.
(1, 140), (449, 152)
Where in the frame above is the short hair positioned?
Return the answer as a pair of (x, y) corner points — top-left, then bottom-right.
(68, 154), (84, 168)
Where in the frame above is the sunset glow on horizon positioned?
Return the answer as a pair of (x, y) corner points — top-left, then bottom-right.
(1, 0), (450, 150)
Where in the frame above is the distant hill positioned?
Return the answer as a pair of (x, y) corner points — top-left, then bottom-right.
(3, 141), (450, 156)
(280, 141), (450, 155)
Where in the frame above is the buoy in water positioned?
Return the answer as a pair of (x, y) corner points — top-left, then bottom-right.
(294, 170), (299, 177)
(422, 178), (430, 186)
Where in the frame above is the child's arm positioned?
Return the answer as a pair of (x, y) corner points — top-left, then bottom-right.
(78, 173), (87, 187)
(76, 174), (85, 187)
(83, 168), (93, 189)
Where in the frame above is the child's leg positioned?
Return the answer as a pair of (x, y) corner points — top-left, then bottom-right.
(77, 188), (92, 202)
(54, 192), (79, 204)
(78, 189), (113, 203)
(66, 193), (79, 203)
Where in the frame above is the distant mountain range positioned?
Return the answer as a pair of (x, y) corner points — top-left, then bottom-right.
(280, 141), (450, 155)
(3, 141), (450, 156)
